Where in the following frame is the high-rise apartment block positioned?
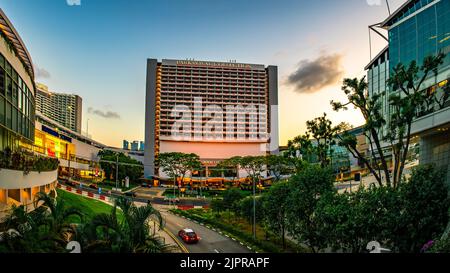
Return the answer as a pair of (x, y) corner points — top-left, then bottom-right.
(35, 83), (82, 133)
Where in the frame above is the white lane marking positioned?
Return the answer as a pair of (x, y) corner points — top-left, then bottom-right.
(214, 249), (220, 253)
(231, 238), (236, 241)
(247, 246), (252, 250)
(240, 242), (244, 245)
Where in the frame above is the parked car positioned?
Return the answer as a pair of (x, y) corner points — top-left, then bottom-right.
(89, 183), (99, 190)
(178, 228), (200, 244)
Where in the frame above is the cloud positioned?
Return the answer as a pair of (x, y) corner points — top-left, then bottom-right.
(286, 52), (344, 94)
(35, 66), (51, 79)
(66, 0), (81, 6)
(88, 107), (121, 119)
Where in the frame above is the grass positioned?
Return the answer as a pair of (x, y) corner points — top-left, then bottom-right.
(56, 188), (123, 223)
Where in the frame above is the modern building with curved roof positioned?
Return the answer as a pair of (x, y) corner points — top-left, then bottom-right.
(0, 8), (58, 218)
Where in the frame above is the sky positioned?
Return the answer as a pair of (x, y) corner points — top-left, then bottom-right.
(0, 0), (407, 147)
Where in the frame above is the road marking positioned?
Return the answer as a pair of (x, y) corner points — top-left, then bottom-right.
(214, 249), (220, 253)
(240, 242), (244, 245)
(231, 238), (236, 241)
(163, 227), (189, 253)
(247, 246), (252, 250)
(225, 235), (229, 238)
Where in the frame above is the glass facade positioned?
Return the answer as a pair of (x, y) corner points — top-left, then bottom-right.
(0, 51), (35, 150)
(389, 0), (450, 73)
(367, 49), (390, 138)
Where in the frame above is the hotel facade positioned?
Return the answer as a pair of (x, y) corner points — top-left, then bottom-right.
(144, 59), (279, 178)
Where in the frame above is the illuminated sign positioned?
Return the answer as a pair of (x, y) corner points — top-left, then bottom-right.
(176, 60), (252, 69)
(42, 125), (72, 143)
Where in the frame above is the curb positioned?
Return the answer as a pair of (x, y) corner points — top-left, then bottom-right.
(57, 183), (111, 205)
(168, 210), (257, 253)
(163, 227), (189, 253)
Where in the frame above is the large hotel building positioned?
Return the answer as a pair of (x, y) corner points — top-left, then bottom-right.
(144, 59), (279, 178)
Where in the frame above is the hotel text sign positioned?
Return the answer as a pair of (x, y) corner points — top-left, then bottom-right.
(176, 60), (252, 69)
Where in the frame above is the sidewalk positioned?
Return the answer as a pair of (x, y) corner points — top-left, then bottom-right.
(134, 202), (186, 253)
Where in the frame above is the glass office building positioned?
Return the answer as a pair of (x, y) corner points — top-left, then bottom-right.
(0, 9), (35, 151)
(387, 0), (450, 72)
(366, 0), (450, 181)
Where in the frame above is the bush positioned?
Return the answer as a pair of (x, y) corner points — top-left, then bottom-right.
(314, 164), (450, 253)
(0, 148), (59, 174)
(222, 188), (245, 212)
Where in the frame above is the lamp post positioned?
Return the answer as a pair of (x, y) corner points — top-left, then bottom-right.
(253, 176), (256, 239)
(115, 153), (119, 190)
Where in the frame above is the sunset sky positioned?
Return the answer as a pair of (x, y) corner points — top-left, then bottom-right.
(0, 0), (407, 147)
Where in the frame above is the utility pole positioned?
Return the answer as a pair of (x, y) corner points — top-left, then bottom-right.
(115, 153), (119, 190)
(86, 118), (90, 138)
(253, 176), (256, 239)
(68, 152), (71, 181)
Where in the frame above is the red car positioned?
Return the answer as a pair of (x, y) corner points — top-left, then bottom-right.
(178, 228), (200, 244)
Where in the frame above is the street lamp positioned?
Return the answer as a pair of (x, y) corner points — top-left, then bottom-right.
(253, 176), (256, 239)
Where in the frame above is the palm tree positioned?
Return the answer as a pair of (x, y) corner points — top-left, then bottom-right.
(76, 196), (174, 253)
(0, 191), (82, 253)
(33, 192), (83, 246)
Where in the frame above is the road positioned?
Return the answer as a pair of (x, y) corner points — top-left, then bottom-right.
(155, 205), (252, 253)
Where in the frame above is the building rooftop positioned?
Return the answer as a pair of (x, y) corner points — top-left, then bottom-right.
(380, 0), (436, 28)
(365, 46), (389, 70)
(36, 111), (106, 148)
(0, 8), (34, 80)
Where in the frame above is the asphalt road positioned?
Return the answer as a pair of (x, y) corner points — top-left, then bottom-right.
(58, 181), (209, 206)
(156, 205), (252, 253)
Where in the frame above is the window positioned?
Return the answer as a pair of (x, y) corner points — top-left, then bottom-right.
(12, 107), (17, 132)
(5, 62), (11, 75)
(0, 67), (4, 96)
(6, 76), (12, 101)
(12, 82), (18, 107)
(6, 102), (11, 128)
(0, 96), (4, 124)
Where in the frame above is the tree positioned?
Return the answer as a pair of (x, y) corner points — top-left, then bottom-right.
(217, 156), (242, 187)
(76, 196), (173, 253)
(262, 181), (290, 249)
(98, 150), (143, 183)
(222, 188), (244, 212)
(0, 192), (82, 253)
(286, 164), (335, 252)
(386, 53), (445, 187)
(239, 156), (266, 238)
(306, 113), (342, 167)
(266, 155), (291, 182)
(392, 164), (450, 252)
(156, 152), (201, 196)
(313, 164), (449, 253)
(332, 53), (445, 188)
